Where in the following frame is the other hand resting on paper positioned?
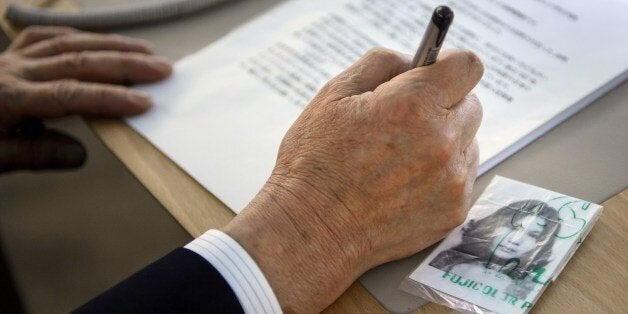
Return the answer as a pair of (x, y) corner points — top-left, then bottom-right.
(224, 48), (484, 312)
(0, 26), (172, 173)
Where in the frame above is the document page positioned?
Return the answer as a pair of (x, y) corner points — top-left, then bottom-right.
(130, 0), (628, 213)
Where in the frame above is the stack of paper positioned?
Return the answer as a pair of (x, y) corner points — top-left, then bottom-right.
(401, 176), (603, 313)
(130, 0), (628, 212)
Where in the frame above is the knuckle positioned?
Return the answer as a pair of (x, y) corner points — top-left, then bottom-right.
(317, 79), (349, 102)
(60, 52), (91, 74)
(0, 54), (28, 78)
(116, 52), (138, 66)
(52, 79), (80, 104)
(67, 52), (88, 68)
(365, 47), (403, 65)
(15, 60), (37, 81)
(50, 37), (70, 54)
(94, 87), (112, 104)
(365, 47), (392, 58)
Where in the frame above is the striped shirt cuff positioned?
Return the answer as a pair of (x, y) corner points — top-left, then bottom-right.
(184, 229), (282, 314)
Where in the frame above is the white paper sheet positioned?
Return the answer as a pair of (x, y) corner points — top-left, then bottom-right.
(129, 0), (628, 213)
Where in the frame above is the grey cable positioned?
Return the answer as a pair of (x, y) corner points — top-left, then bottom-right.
(5, 0), (235, 30)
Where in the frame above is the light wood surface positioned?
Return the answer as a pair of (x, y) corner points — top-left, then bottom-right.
(531, 190), (628, 313)
(2, 1), (627, 313)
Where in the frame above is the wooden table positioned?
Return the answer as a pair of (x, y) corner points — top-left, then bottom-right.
(2, 1), (627, 312)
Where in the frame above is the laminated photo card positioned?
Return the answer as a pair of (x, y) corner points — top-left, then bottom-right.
(401, 176), (603, 313)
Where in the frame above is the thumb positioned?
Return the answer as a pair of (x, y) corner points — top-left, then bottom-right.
(0, 130), (87, 173)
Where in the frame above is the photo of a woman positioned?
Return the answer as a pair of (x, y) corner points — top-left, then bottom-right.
(405, 177), (604, 314)
(429, 199), (561, 296)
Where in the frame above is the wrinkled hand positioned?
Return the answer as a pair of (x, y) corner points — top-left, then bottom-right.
(0, 26), (172, 173)
(224, 48), (484, 312)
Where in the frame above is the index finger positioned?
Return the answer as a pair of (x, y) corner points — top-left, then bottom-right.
(9, 26), (78, 51)
(18, 33), (154, 58)
(9, 80), (152, 119)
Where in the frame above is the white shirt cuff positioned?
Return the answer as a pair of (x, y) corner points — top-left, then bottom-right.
(184, 229), (282, 314)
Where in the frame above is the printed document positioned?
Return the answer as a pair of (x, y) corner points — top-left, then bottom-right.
(129, 0), (628, 212)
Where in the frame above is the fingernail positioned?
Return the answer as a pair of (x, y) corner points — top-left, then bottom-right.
(147, 56), (173, 75)
(127, 90), (153, 110)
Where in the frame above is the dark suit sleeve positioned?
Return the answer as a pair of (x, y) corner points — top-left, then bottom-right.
(75, 248), (244, 314)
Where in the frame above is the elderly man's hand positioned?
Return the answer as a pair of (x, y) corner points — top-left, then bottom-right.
(224, 48), (484, 312)
(0, 26), (172, 173)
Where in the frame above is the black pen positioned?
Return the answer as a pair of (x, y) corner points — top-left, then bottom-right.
(411, 6), (454, 67)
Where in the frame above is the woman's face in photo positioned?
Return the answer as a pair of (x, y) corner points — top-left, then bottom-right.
(491, 216), (546, 260)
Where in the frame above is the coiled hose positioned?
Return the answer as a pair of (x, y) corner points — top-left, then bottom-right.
(5, 0), (235, 30)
